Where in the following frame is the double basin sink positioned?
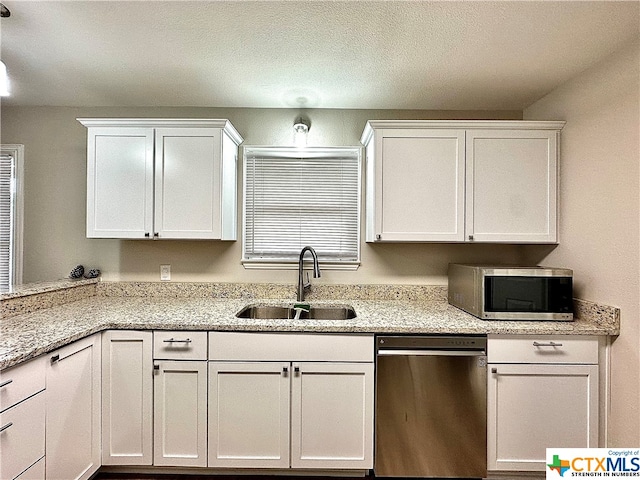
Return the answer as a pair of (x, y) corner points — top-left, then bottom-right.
(236, 304), (357, 320)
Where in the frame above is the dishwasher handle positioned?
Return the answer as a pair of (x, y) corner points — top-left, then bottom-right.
(377, 349), (486, 357)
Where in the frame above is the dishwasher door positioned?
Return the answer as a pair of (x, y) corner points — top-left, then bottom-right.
(375, 336), (487, 478)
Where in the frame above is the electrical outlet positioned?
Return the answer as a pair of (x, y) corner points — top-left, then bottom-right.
(160, 264), (171, 281)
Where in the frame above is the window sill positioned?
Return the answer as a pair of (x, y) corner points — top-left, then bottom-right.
(242, 260), (360, 271)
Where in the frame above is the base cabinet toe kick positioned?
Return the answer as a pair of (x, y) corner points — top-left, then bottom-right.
(1, 330), (606, 479)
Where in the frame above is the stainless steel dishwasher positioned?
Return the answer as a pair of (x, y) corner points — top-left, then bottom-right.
(375, 335), (487, 478)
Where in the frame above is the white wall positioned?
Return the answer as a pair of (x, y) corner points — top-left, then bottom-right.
(1, 106), (528, 286)
(524, 39), (640, 445)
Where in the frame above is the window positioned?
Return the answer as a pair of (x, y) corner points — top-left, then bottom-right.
(0, 145), (24, 292)
(243, 147), (361, 268)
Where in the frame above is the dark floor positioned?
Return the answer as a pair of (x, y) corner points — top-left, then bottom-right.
(94, 474), (481, 480)
(94, 475), (376, 480)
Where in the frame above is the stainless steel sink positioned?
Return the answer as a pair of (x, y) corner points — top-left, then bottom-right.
(236, 304), (357, 320)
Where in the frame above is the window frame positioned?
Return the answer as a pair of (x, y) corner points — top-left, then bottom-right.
(0, 144), (24, 291)
(241, 145), (362, 270)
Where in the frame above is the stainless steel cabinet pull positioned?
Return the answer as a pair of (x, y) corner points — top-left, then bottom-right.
(283, 366), (288, 375)
(294, 366), (300, 374)
(0, 379), (13, 388)
(0, 422), (13, 433)
(491, 368), (498, 374)
(163, 338), (192, 344)
(533, 341), (563, 347)
(50, 354), (60, 364)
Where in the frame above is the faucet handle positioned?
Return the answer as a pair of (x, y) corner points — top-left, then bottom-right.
(304, 271), (311, 288)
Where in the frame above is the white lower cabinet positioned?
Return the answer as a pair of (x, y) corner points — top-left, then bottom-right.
(153, 331), (208, 467)
(153, 360), (207, 467)
(0, 355), (46, 480)
(487, 335), (600, 472)
(290, 362), (374, 469)
(208, 332), (375, 471)
(208, 361), (290, 468)
(14, 457), (45, 480)
(46, 333), (101, 480)
(102, 331), (153, 465)
(0, 392), (45, 480)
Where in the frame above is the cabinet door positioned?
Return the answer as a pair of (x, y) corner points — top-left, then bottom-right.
(466, 129), (558, 243)
(46, 334), (101, 480)
(487, 363), (598, 472)
(154, 128), (224, 239)
(86, 127), (154, 238)
(208, 362), (290, 468)
(368, 129), (465, 242)
(291, 362), (374, 469)
(154, 360), (207, 467)
(102, 331), (153, 465)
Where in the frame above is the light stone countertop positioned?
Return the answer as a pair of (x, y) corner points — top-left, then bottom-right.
(0, 293), (618, 371)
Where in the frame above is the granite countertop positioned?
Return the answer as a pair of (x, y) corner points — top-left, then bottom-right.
(0, 290), (619, 371)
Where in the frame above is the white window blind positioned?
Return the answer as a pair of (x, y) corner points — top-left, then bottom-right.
(0, 145), (23, 293)
(243, 147), (360, 264)
(0, 152), (15, 292)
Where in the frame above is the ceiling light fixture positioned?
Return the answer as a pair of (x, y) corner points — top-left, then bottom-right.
(0, 3), (10, 17)
(0, 61), (9, 96)
(293, 116), (310, 147)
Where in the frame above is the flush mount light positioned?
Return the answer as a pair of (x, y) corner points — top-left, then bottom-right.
(0, 61), (9, 96)
(293, 116), (311, 146)
(0, 3), (10, 17)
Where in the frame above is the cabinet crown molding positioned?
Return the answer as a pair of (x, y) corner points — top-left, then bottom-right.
(77, 118), (244, 145)
(360, 120), (565, 145)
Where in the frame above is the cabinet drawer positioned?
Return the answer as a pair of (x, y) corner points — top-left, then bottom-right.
(209, 332), (374, 362)
(154, 331), (207, 360)
(0, 391), (46, 480)
(0, 356), (46, 412)
(488, 335), (599, 364)
(14, 457), (45, 480)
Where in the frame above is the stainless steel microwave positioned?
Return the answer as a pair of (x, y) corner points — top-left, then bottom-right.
(448, 264), (573, 321)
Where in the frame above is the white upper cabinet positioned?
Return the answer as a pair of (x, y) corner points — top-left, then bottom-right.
(466, 129), (558, 243)
(364, 128), (465, 242)
(79, 118), (243, 240)
(361, 120), (564, 243)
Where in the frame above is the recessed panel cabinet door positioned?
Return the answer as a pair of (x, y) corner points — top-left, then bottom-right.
(487, 363), (598, 471)
(154, 361), (207, 467)
(208, 362), (290, 468)
(46, 334), (101, 480)
(154, 128), (222, 239)
(290, 362), (374, 469)
(102, 331), (153, 466)
(373, 129), (465, 241)
(466, 129), (558, 243)
(86, 127), (154, 238)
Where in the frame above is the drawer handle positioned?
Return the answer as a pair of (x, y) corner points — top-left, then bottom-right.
(0, 379), (13, 388)
(50, 354), (60, 364)
(533, 341), (563, 347)
(0, 422), (13, 433)
(163, 338), (192, 344)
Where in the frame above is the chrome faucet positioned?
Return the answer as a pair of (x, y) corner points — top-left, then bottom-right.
(297, 246), (321, 302)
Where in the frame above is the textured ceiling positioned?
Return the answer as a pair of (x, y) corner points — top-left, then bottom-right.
(0, 0), (638, 110)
